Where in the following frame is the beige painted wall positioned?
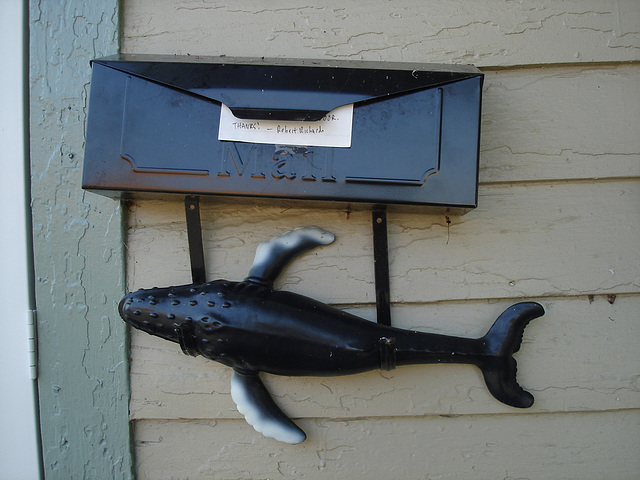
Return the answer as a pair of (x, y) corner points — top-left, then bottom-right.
(121, 1), (640, 478)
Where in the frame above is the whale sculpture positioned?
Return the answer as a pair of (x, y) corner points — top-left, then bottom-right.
(119, 227), (544, 444)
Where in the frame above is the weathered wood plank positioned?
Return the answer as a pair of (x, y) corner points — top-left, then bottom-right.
(122, 0), (640, 67)
(30, 1), (134, 478)
(129, 295), (640, 420)
(134, 410), (640, 480)
(126, 180), (640, 304)
(480, 65), (640, 183)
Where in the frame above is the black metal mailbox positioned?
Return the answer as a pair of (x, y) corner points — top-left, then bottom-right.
(83, 54), (483, 208)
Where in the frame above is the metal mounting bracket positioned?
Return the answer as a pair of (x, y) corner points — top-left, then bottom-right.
(183, 198), (393, 326)
(185, 196), (206, 284)
(372, 206), (391, 326)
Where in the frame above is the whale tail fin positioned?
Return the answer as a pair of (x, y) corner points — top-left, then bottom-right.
(478, 302), (545, 408)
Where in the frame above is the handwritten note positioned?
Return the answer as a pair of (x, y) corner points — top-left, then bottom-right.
(218, 103), (353, 148)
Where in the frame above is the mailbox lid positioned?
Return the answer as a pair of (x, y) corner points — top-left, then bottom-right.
(83, 55), (483, 208)
(92, 54), (482, 121)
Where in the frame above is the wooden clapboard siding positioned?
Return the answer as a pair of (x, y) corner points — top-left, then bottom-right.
(134, 411), (640, 480)
(122, 0), (640, 67)
(122, 1), (640, 477)
(480, 65), (640, 183)
(127, 179), (640, 304)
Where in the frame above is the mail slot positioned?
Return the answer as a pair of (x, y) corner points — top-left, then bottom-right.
(82, 54), (483, 208)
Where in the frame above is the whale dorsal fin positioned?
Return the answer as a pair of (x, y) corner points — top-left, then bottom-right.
(231, 370), (306, 444)
(245, 226), (335, 287)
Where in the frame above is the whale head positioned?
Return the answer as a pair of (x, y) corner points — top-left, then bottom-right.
(118, 282), (233, 356)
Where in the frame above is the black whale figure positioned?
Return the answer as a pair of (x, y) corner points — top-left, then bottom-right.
(119, 227), (544, 444)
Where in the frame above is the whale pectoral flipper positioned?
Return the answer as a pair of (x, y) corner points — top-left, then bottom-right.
(246, 226), (335, 287)
(230, 371), (306, 445)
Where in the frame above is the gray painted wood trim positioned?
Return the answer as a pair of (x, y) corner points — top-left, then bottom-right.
(29, 1), (134, 478)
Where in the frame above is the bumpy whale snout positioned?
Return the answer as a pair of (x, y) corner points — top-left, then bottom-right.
(118, 294), (134, 325)
(118, 288), (185, 343)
